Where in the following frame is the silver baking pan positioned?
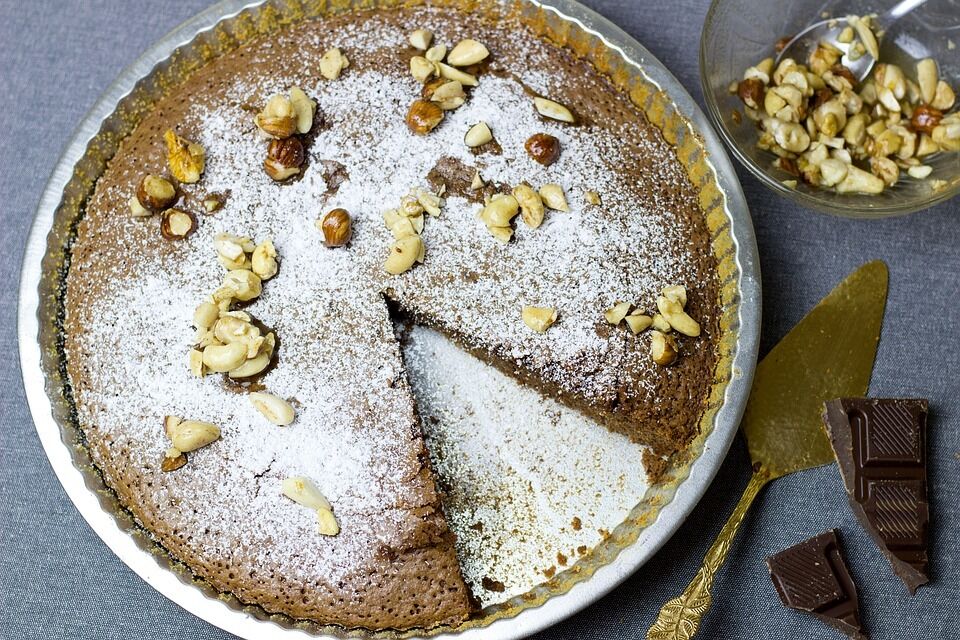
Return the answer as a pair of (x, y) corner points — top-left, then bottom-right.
(17, 0), (761, 637)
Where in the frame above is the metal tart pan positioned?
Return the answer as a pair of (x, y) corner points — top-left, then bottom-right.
(18, 0), (761, 637)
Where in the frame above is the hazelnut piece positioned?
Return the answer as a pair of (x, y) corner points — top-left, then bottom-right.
(160, 209), (197, 240)
(319, 208), (352, 247)
(911, 105), (943, 135)
(264, 137), (305, 182)
(650, 330), (679, 366)
(136, 174), (177, 211)
(406, 100), (444, 135)
(524, 133), (561, 166)
(161, 448), (187, 472)
(163, 129), (205, 184)
(255, 94), (298, 139)
(736, 79), (764, 110)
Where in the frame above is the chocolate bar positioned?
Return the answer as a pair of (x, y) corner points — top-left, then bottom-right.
(823, 398), (929, 594)
(766, 530), (866, 639)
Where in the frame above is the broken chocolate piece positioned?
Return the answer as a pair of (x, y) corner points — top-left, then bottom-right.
(766, 530), (866, 639)
(823, 398), (929, 594)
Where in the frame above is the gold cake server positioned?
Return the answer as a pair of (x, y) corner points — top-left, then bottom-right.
(647, 260), (888, 640)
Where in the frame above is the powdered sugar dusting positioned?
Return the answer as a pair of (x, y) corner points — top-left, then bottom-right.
(65, 5), (712, 622)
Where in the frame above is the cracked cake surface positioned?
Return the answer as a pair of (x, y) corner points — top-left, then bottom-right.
(62, 2), (720, 631)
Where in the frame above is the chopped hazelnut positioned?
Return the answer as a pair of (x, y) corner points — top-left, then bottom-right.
(409, 29), (433, 51)
(136, 174), (177, 211)
(161, 449), (187, 472)
(163, 130), (205, 184)
(255, 94), (298, 139)
(533, 96), (576, 123)
(650, 330), (679, 366)
(538, 184), (569, 211)
(319, 47), (349, 80)
(160, 209), (197, 240)
(447, 39), (490, 67)
(406, 100), (444, 135)
(464, 121), (493, 147)
(521, 306), (558, 333)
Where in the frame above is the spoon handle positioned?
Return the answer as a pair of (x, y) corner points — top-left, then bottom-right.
(877, 0), (929, 30)
(646, 467), (771, 640)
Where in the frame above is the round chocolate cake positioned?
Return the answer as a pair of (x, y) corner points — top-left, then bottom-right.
(62, 1), (720, 631)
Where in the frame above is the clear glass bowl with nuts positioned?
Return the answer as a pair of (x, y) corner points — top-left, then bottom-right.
(701, 0), (960, 217)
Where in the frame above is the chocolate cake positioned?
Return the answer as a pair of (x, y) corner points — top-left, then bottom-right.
(61, 2), (721, 631)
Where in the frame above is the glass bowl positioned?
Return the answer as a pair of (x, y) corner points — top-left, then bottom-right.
(701, 0), (960, 217)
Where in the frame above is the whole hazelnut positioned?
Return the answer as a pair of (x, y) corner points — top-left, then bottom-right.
(406, 100), (444, 135)
(524, 133), (561, 166)
(264, 137), (305, 182)
(136, 174), (177, 211)
(320, 208), (352, 247)
(160, 209), (197, 240)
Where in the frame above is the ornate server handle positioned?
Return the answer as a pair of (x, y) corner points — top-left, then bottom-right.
(646, 467), (770, 640)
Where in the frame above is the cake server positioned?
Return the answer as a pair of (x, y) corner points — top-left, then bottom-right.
(647, 260), (888, 640)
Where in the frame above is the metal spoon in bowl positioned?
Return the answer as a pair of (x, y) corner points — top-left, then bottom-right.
(776, 0), (928, 81)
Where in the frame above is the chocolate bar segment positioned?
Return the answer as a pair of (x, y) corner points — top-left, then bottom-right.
(823, 398), (929, 594)
(766, 530), (866, 639)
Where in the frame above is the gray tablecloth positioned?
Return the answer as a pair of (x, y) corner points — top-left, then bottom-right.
(1, 0), (957, 638)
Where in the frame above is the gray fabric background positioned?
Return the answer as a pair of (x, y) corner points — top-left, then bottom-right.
(1, 1), (957, 638)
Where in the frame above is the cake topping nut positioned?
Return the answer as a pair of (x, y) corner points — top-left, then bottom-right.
(249, 392), (295, 426)
(447, 39), (490, 67)
(384, 235), (423, 275)
(317, 508), (340, 536)
(656, 293), (701, 337)
(136, 174), (177, 211)
(282, 476), (332, 511)
(163, 129), (205, 184)
(604, 301), (632, 325)
(160, 448), (187, 472)
(522, 306), (558, 333)
(534, 96), (576, 123)
(406, 100), (444, 134)
(264, 137), (305, 181)
(410, 56), (438, 83)
(128, 196), (151, 218)
(585, 190), (602, 206)
(425, 44), (446, 63)
(164, 417), (221, 453)
(464, 121), (493, 147)
(160, 209), (197, 240)
(525, 133), (561, 166)
(255, 93), (298, 139)
(650, 330), (679, 366)
(409, 28), (433, 51)
(288, 87), (317, 134)
(513, 184), (545, 229)
(251, 239), (279, 280)
(319, 47), (350, 80)
(437, 63), (477, 87)
(202, 193), (225, 214)
(430, 80), (466, 110)
(625, 313), (653, 334)
(319, 208), (352, 247)
(538, 184), (569, 211)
